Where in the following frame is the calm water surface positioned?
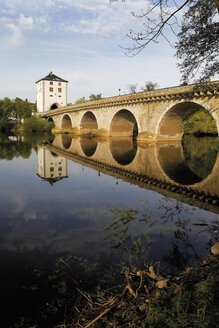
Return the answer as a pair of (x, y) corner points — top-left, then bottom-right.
(0, 133), (218, 327)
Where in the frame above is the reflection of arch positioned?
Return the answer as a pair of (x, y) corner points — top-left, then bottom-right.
(80, 137), (97, 157)
(50, 103), (59, 110)
(61, 135), (72, 150)
(158, 144), (203, 185)
(50, 151), (58, 157)
(110, 110), (138, 138)
(157, 138), (218, 186)
(61, 114), (72, 129)
(81, 111), (98, 130)
(157, 101), (217, 140)
(110, 139), (137, 165)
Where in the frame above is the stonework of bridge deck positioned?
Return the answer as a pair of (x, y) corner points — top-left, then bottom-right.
(39, 80), (219, 141)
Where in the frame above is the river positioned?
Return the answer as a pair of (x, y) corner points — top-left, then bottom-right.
(0, 133), (218, 327)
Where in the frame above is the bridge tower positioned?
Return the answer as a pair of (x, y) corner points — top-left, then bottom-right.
(36, 72), (68, 113)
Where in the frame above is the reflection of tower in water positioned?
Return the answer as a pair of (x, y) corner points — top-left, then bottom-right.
(37, 147), (68, 185)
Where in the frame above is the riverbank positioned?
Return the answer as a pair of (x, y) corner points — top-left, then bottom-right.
(75, 244), (219, 327)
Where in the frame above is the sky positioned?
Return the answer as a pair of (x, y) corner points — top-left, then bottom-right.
(0, 0), (183, 103)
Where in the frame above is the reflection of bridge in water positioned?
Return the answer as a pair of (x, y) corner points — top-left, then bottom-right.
(41, 135), (219, 214)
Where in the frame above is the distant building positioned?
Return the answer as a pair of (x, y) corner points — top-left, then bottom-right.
(36, 72), (68, 113)
(37, 147), (68, 185)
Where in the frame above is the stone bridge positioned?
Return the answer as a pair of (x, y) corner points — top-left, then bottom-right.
(42, 135), (219, 214)
(41, 83), (219, 141)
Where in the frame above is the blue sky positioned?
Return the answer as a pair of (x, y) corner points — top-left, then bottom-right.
(0, 0), (182, 103)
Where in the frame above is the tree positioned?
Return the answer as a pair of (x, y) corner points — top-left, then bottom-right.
(75, 94), (102, 104)
(184, 109), (218, 135)
(176, 0), (219, 82)
(89, 93), (102, 101)
(14, 98), (32, 119)
(110, 0), (219, 82)
(0, 98), (14, 131)
(127, 84), (138, 93)
(75, 97), (88, 104)
(141, 81), (159, 91)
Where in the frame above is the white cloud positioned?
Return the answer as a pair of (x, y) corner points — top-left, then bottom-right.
(18, 14), (33, 30)
(5, 22), (23, 46)
(0, 0), (183, 102)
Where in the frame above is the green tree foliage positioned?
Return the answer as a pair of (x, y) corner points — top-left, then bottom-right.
(0, 97), (34, 131)
(14, 98), (32, 119)
(184, 109), (218, 136)
(110, 0), (219, 82)
(89, 93), (102, 101)
(22, 116), (54, 132)
(176, 0), (219, 82)
(0, 98), (14, 131)
(75, 94), (102, 104)
(75, 97), (88, 104)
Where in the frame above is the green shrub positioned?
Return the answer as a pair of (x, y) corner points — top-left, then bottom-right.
(184, 110), (218, 136)
(22, 116), (54, 132)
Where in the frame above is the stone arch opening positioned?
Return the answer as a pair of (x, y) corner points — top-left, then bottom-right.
(157, 101), (218, 140)
(80, 137), (98, 157)
(81, 111), (98, 130)
(61, 135), (72, 150)
(61, 114), (72, 129)
(110, 139), (137, 165)
(110, 110), (138, 138)
(48, 117), (54, 124)
(50, 103), (59, 110)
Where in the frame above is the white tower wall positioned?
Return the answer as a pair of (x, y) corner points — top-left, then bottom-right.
(36, 72), (68, 113)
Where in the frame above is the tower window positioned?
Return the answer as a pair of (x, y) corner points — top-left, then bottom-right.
(58, 82), (61, 86)
(50, 87), (53, 92)
(50, 82), (53, 85)
(58, 88), (62, 92)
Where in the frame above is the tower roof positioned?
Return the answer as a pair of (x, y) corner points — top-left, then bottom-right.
(36, 71), (68, 83)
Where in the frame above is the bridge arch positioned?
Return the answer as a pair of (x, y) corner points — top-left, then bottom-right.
(110, 109), (138, 138)
(156, 101), (218, 140)
(80, 111), (98, 130)
(50, 103), (59, 110)
(61, 114), (72, 130)
(47, 117), (54, 124)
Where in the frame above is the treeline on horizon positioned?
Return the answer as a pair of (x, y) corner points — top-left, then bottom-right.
(0, 97), (36, 131)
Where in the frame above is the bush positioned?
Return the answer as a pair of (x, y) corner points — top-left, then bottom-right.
(22, 116), (54, 132)
(184, 110), (218, 136)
